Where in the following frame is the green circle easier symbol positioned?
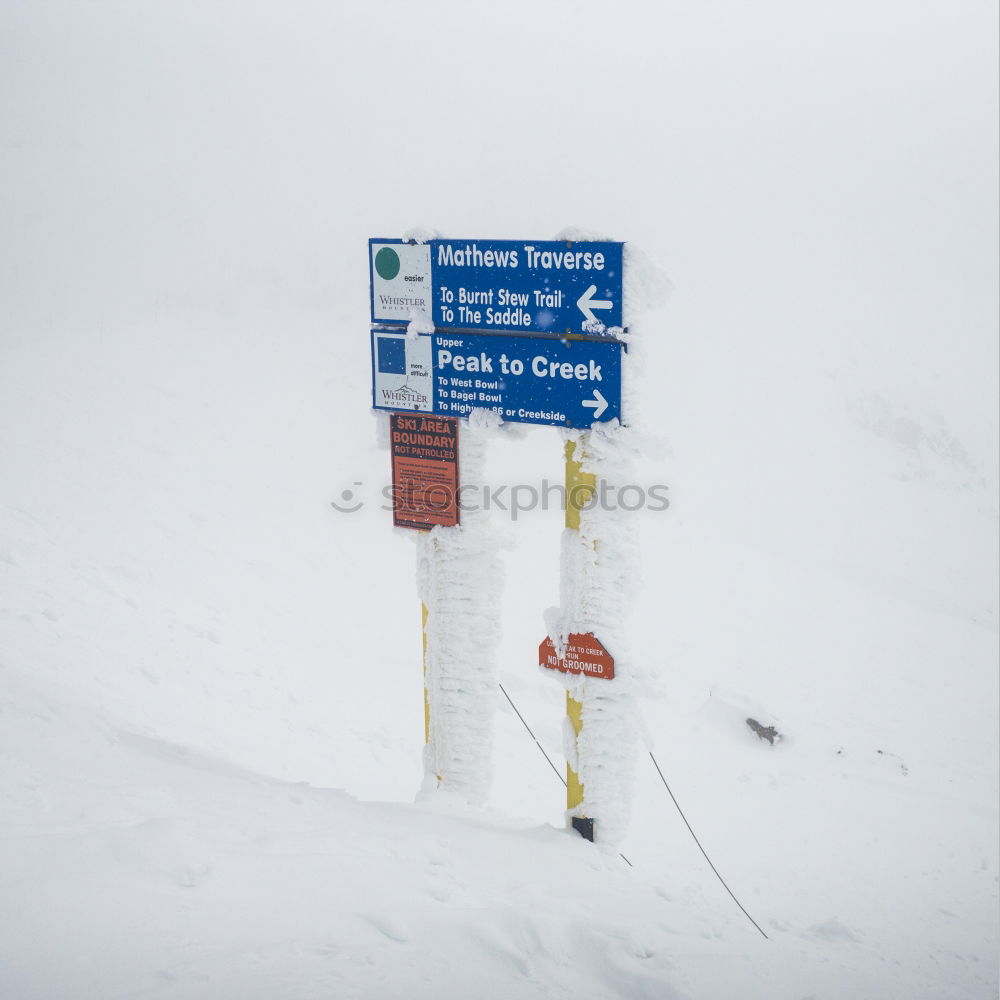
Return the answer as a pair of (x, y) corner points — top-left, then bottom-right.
(375, 247), (401, 280)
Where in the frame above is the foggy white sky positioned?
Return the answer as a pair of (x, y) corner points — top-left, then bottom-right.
(1, 1), (997, 475)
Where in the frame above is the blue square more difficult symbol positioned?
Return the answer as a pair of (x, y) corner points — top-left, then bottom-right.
(376, 336), (406, 375)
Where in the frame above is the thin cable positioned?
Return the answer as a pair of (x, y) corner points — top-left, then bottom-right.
(649, 751), (769, 940)
(499, 682), (565, 786)
(499, 683), (632, 868)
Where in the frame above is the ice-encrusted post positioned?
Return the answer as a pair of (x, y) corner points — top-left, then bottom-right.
(551, 423), (641, 847)
(545, 235), (667, 848)
(416, 408), (504, 806)
(563, 436), (599, 841)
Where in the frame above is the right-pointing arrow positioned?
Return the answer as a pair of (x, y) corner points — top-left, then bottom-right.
(582, 388), (609, 420)
(577, 284), (613, 325)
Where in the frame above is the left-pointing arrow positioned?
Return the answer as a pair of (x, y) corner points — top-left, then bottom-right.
(581, 388), (609, 420)
(577, 284), (614, 325)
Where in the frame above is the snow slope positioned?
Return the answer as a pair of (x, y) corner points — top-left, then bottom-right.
(1, 2), (997, 998)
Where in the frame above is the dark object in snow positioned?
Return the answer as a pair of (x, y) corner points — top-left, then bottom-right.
(746, 718), (780, 745)
(877, 749), (909, 775)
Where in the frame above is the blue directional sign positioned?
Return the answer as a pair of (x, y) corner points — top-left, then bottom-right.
(369, 238), (624, 336)
(371, 329), (623, 428)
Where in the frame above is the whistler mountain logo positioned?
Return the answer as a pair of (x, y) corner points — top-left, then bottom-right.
(381, 384), (428, 408)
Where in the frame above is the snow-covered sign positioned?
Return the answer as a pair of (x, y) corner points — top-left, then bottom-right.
(369, 238), (624, 336)
(371, 329), (622, 428)
(539, 634), (615, 680)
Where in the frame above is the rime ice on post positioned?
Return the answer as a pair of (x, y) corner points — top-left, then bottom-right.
(544, 236), (669, 849)
(548, 421), (641, 848)
(416, 408), (504, 806)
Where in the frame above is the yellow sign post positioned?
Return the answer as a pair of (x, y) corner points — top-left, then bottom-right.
(422, 601), (430, 746)
(564, 436), (597, 841)
(414, 410), (505, 806)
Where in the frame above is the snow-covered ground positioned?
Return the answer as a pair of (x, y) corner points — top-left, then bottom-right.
(1, 3), (997, 998)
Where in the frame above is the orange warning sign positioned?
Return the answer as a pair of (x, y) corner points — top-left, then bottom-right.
(389, 413), (459, 531)
(539, 633), (615, 680)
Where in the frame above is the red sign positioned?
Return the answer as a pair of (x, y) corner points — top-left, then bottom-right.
(390, 413), (460, 531)
(539, 633), (614, 680)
